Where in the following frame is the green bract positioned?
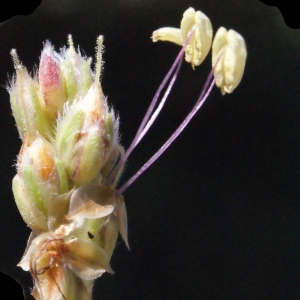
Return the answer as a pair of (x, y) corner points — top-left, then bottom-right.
(9, 55), (53, 140)
(60, 36), (93, 101)
(55, 85), (107, 187)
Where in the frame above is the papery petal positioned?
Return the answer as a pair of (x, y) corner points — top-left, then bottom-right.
(61, 237), (114, 280)
(152, 27), (183, 45)
(32, 259), (90, 300)
(115, 195), (129, 250)
(18, 233), (92, 300)
(33, 251), (68, 300)
(67, 183), (115, 219)
(17, 232), (54, 271)
(82, 279), (94, 296)
(97, 215), (119, 258)
(17, 231), (37, 271)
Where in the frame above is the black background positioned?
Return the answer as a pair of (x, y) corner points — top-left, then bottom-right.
(0, 1), (300, 299)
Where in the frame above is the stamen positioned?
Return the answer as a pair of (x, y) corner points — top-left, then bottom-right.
(105, 28), (195, 185)
(117, 48), (226, 194)
(117, 78), (216, 195)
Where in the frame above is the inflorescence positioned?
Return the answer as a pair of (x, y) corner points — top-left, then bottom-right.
(7, 7), (246, 300)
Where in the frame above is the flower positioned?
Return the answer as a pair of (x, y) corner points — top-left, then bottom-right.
(16, 181), (128, 300)
(18, 232), (114, 300)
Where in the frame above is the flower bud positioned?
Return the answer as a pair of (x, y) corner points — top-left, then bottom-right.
(152, 7), (213, 68)
(212, 27), (247, 95)
(39, 42), (66, 118)
(56, 84), (110, 187)
(12, 175), (48, 233)
(60, 35), (93, 102)
(15, 135), (68, 231)
(9, 50), (52, 140)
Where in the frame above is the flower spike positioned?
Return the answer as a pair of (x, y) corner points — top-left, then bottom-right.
(8, 36), (122, 299)
(7, 7), (247, 300)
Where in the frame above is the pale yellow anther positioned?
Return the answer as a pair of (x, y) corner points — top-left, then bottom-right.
(152, 27), (182, 46)
(212, 27), (247, 95)
(181, 8), (213, 67)
(152, 7), (213, 68)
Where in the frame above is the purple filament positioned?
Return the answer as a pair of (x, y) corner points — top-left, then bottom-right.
(117, 47), (226, 194)
(105, 29), (195, 186)
(117, 75), (216, 195)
